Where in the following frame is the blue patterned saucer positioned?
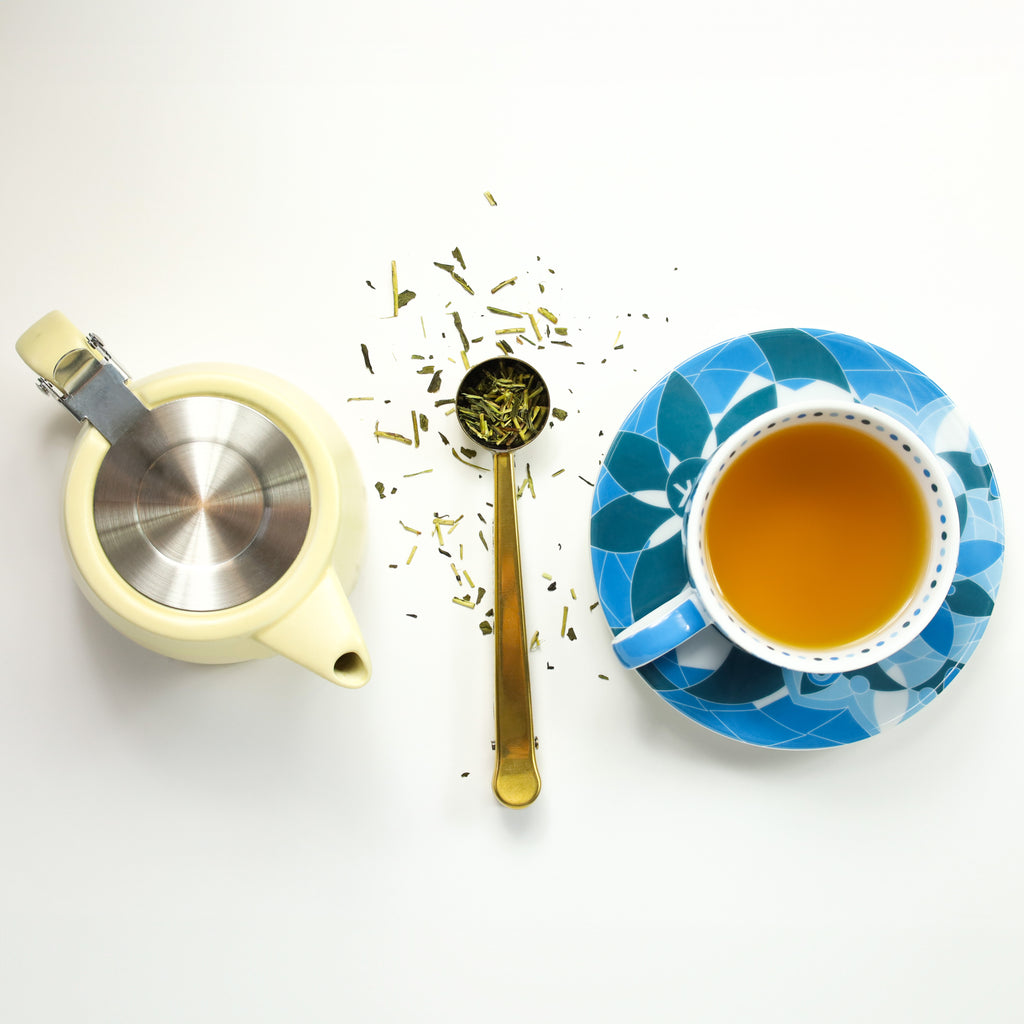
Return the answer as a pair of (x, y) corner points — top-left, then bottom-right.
(590, 329), (1004, 749)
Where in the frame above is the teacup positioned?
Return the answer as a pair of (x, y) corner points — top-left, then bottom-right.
(612, 400), (959, 673)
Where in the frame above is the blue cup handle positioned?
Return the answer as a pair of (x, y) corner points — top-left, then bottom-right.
(611, 587), (711, 669)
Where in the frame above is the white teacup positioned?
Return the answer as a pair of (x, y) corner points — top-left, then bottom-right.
(612, 400), (959, 673)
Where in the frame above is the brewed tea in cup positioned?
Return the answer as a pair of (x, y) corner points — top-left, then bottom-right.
(612, 401), (958, 673)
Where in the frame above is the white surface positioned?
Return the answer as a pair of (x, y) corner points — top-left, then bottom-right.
(1, 2), (1021, 1021)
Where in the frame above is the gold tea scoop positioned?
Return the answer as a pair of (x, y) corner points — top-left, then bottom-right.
(455, 356), (550, 808)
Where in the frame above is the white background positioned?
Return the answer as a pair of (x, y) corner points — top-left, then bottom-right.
(1, 2), (1022, 1021)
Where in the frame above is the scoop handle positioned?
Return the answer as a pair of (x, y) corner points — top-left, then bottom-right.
(491, 450), (541, 808)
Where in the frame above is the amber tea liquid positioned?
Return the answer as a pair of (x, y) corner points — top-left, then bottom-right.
(703, 421), (930, 650)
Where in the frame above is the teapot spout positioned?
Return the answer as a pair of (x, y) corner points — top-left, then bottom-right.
(257, 573), (371, 688)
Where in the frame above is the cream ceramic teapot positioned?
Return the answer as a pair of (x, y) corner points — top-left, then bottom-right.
(16, 311), (371, 687)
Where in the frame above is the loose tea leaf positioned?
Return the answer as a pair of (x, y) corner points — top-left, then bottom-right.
(525, 313), (542, 342)
(484, 191), (497, 206)
(374, 423), (414, 445)
(456, 360), (549, 449)
(451, 311), (470, 350)
(451, 271), (474, 295)
(452, 447), (487, 470)
(361, 343), (374, 374)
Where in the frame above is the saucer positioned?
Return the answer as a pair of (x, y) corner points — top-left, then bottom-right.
(590, 328), (1004, 748)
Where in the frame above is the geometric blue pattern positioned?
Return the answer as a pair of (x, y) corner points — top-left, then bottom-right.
(590, 328), (1005, 749)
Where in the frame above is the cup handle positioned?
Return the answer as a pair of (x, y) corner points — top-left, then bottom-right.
(611, 587), (711, 669)
(257, 573), (372, 688)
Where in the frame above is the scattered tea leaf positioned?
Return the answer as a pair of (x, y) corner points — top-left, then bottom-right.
(361, 343), (374, 374)
(452, 447), (488, 470)
(524, 312), (542, 342)
(374, 481), (385, 499)
(484, 191), (497, 206)
(452, 246), (466, 270)
(537, 307), (558, 324)
(479, 621), (493, 635)
(491, 277), (517, 293)
(373, 423), (414, 445)
(451, 271), (474, 295)
(427, 370), (443, 393)
(397, 289), (416, 309)
(551, 408), (568, 421)
(451, 311), (470, 350)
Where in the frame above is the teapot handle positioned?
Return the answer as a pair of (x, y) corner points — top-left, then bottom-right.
(16, 311), (147, 444)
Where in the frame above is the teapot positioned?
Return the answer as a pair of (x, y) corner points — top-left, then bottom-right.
(16, 311), (371, 687)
